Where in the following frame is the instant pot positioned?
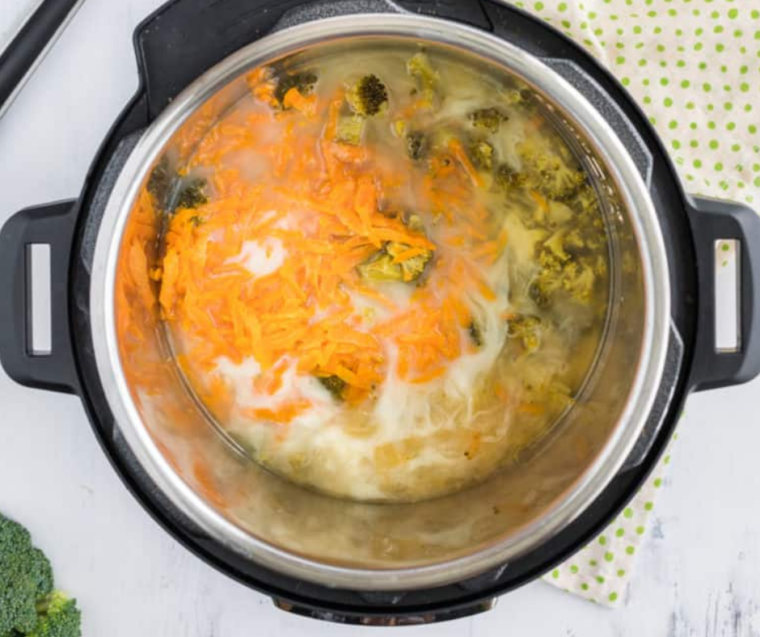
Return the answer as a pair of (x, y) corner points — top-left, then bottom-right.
(2, 0), (760, 624)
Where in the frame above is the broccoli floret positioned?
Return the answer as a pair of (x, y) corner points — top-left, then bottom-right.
(273, 70), (318, 106)
(406, 52), (438, 98)
(357, 215), (433, 283)
(0, 514), (53, 635)
(468, 321), (484, 347)
(503, 87), (536, 112)
(506, 314), (542, 352)
(495, 163), (528, 191)
(27, 591), (81, 637)
(146, 156), (171, 203)
(563, 227), (586, 255)
(530, 231), (602, 307)
(560, 261), (597, 302)
(335, 114), (365, 145)
(346, 75), (388, 117)
(469, 107), (508, 133)
(357, 253), (401, 282)
(317, 375), (346, 401)
(516, 139), (587, 201)
(405, 131), (427, 160)
(528, 280), (551, 308)
(468, 139), (495, 170)
(358, 242), (433, 283)
(174, 179), (208, 211)
(387, 241), (433, 282)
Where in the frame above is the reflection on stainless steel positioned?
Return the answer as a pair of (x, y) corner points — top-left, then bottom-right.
(89, 15), (670, 590)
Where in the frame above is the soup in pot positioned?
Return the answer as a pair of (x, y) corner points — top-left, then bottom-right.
(149, 43), (609, 502)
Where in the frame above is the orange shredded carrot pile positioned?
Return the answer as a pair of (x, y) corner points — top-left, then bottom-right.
(151, 68), (508, 425)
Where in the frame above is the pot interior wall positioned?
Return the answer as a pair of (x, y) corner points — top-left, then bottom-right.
(112, 35), (647, 572)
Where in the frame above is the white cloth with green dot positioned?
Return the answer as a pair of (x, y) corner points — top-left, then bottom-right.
(510, 0), (760, 607)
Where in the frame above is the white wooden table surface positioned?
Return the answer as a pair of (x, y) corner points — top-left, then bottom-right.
(2, 1), (760, 635)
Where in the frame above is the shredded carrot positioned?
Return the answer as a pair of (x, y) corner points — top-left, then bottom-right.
(391, 246), (429, 263)
(530, 189), (550, 214)
(245, 399), (312, 424)
(447, 138), (485, 188)
(409, 366), (446, 384)
(518, 402), (545, 415)
(283, 87), (317, 116)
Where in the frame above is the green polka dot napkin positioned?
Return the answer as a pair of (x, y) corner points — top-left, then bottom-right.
(510, 0), (760, 607)
(543, 442), (674, 606)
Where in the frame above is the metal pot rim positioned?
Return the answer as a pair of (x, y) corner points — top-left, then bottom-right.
(89, 13), (671, 590)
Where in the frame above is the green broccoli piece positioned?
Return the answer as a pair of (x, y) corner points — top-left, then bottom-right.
(406, 52), (438, 97)
(405, 131), (427, 161)
(274, 70), (318, 106)
(506, 314), (542, 352)
(27, 591), (81, 637)
(528, 280), (551, 308)
(469, 107), (508, 134)
(0, 514), (53, 635)
(357, 215), (433, 283)
(174, 178), (208, 211)
(468, 139), (495, 170)
(346, 75), (388, 117)
(468, 321), (484, 347)
(335, 114), (365, 145)
(503, 87), (536, 112)
(357, 253), (401, 283)
(495, 163), (528, 191)
(317, 375), (347, 401)
(357, 242), (433, 283)
(146, 156), (171, 204)
(530, 231), (601, 307)
(559, 261), (597, 302)
(515, 139), (587, 201)
(387, 241), (433, 281)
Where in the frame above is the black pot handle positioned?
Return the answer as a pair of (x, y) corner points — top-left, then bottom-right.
(686, 195), (760, 391)
(0, 200), (79, 394)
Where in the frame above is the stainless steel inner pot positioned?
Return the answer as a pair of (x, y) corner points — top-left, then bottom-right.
(89, 14), (670, 590)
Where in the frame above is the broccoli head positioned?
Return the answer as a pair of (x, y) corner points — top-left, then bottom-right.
(358, 241), (433, 284)
(506, 314), (542, 352)
(469, 107), (508, 134)
(0, 515), (81, 637)
(146, 156), (171, 204)
(495, 163), (528, 191)
(357, 252), (402, 283)
(388, 241), (433, 281)
(347, 74), (388, 117)
(358, 215), (433, 284)
(529, 228), (605, 306)
(317, 375), (347, 401)
(503, 86), (536, 112)
(0, 514), (53, 635)
(174, 178), (208, 211)
(515, 139), (587, 201)
(468, 140), (495, 170)
(406, 52), (438, 99)
(335, 114), (365, 145)
(27, 591), (81, 637)
(273, 70), (318, 106)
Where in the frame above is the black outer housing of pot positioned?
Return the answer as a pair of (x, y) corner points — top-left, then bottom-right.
(2, 0), (760, 625)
